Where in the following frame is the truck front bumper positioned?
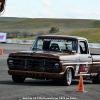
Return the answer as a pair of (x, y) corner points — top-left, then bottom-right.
(8, 70), (64, 79)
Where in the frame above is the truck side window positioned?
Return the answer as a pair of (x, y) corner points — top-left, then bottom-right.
(36, 39), (43, 49)
(79, 41), (88, 54)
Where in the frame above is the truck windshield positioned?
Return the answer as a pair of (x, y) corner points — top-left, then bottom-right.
(32, 38), (78, 53)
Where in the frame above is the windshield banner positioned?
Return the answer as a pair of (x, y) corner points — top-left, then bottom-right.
(0, 33), (7, 42)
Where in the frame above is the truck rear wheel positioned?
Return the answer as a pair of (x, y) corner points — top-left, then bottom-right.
(12, 75), (25, 83)
(92, 72), (100, 84)
(61, 68), (72, 86)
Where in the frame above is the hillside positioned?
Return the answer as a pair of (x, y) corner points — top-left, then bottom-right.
(53, 28), (100, 43)
(0, 17), (28, 21)
(0, 17), (100, 43)
(1, 18), (100, 29)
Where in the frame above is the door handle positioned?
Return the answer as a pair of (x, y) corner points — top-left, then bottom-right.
(76, 59), (79, 60)
(88, 56), (91, 58)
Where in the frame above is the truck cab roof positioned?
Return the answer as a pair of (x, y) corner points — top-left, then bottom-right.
(38, 35), (87, 40)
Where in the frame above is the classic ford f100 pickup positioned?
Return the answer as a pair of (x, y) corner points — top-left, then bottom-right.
(7, 35), (100, 85)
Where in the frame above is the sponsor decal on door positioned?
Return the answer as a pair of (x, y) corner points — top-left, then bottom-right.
(80, 64), (90, 74)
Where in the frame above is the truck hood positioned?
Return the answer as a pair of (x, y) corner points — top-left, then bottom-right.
(9, 50), (76, 60)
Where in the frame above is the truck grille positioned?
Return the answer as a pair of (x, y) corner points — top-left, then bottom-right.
(7, 57), (61, 73)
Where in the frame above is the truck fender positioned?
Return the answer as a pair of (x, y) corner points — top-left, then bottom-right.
(64, 66), (74, 78)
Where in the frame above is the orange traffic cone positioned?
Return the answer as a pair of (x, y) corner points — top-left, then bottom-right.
(0, 49), (3, 55)
(76, 76), (87, 92)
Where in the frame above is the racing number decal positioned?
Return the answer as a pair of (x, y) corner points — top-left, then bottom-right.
(80, 64), (90, 74)
(75, 64), (79, 76)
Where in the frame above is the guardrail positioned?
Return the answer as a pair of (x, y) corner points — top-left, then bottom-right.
(88, 43), (100, 48)
(5, 39), (100, 48)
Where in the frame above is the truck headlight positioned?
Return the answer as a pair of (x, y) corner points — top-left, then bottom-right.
(9, 60), (13, 65)
(54, 63), (59, 68)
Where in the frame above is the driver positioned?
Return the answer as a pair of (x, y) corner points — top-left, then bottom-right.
(49, 43), (60, 50)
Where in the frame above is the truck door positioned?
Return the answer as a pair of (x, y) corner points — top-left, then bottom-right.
(78, 40), (92, 75)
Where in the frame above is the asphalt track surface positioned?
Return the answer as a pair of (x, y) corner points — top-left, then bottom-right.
(0, 43), (100, 100)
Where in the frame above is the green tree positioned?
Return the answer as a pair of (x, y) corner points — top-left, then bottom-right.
(93, 21), (100, 28)
(49, 27), (59, 33)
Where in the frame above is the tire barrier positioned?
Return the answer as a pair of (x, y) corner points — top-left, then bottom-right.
(6, 39), (12, 43)
(19, 40), (35, 44)
(6, 39), (35, 44)
(88, 43), (100, 48)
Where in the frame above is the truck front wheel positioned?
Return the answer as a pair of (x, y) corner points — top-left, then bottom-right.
(92, 72), (100, 84)
(62, 68), (72, 86)
(12, 75), (25, 83)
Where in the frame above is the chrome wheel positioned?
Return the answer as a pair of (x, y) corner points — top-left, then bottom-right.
(67, 68), (72, 85)
(61, 68), (72, 86)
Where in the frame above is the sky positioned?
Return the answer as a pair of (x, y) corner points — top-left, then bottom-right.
(1, 0), (100, 20)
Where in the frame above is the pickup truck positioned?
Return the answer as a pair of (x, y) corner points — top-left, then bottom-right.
(7, 35), (100, 86)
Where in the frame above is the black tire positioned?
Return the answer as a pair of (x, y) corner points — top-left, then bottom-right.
(61, 68), (72, 86)
(92, 72), (100, 84)
(12, 75), (25, 83)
